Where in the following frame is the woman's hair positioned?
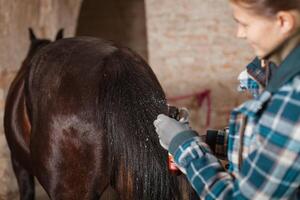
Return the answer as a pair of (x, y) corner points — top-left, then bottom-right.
(230, 0), (300, 17)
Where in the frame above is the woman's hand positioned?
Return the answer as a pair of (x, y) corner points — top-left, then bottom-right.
(153, 114), (190, 150)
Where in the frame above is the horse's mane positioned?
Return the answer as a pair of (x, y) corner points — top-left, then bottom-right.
(26, 37), (191, 199)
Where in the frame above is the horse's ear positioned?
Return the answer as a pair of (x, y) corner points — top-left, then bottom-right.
(55, 29), (64, 40)
(29, 28), (36, 42)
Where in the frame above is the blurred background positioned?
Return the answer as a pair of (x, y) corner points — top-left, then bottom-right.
(0, 0), (254, 199)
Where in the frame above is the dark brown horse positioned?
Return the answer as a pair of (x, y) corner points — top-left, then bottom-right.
(4, 29), (196, 200)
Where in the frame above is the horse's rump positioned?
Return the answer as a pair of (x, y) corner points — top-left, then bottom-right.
(26, 37), (186, 199)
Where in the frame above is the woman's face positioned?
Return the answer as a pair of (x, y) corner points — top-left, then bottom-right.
(230, 3), (288, 58)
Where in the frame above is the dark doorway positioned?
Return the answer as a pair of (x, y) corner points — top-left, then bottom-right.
(76, 0), (148, 60)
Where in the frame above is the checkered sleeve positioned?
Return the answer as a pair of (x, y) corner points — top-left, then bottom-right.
(205, 129), (229, 160)
(169, 85), (300, 199)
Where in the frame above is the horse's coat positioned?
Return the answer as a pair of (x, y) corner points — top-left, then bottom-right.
(4, 29), (196, 200)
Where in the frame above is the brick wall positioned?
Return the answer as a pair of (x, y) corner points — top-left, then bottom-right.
(145, 0), (254, 132)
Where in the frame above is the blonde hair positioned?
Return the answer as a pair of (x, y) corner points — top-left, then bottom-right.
(229, 0), (300, 17)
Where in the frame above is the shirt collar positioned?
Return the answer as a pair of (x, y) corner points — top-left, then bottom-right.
(246, 57), (266, 87)
(266, 43), (300, 93)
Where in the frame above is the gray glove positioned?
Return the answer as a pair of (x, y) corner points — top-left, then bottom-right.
(153, 114), (190, 150)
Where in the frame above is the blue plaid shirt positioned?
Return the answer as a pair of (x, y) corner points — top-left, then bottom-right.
(169, 45), (300, 199)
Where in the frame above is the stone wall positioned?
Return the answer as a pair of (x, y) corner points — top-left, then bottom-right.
(145, 0), (254, 132)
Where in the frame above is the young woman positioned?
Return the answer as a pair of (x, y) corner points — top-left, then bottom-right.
(154, 0), (300, 199)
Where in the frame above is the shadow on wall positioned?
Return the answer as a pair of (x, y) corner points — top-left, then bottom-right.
(76, 0), (148, 61)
